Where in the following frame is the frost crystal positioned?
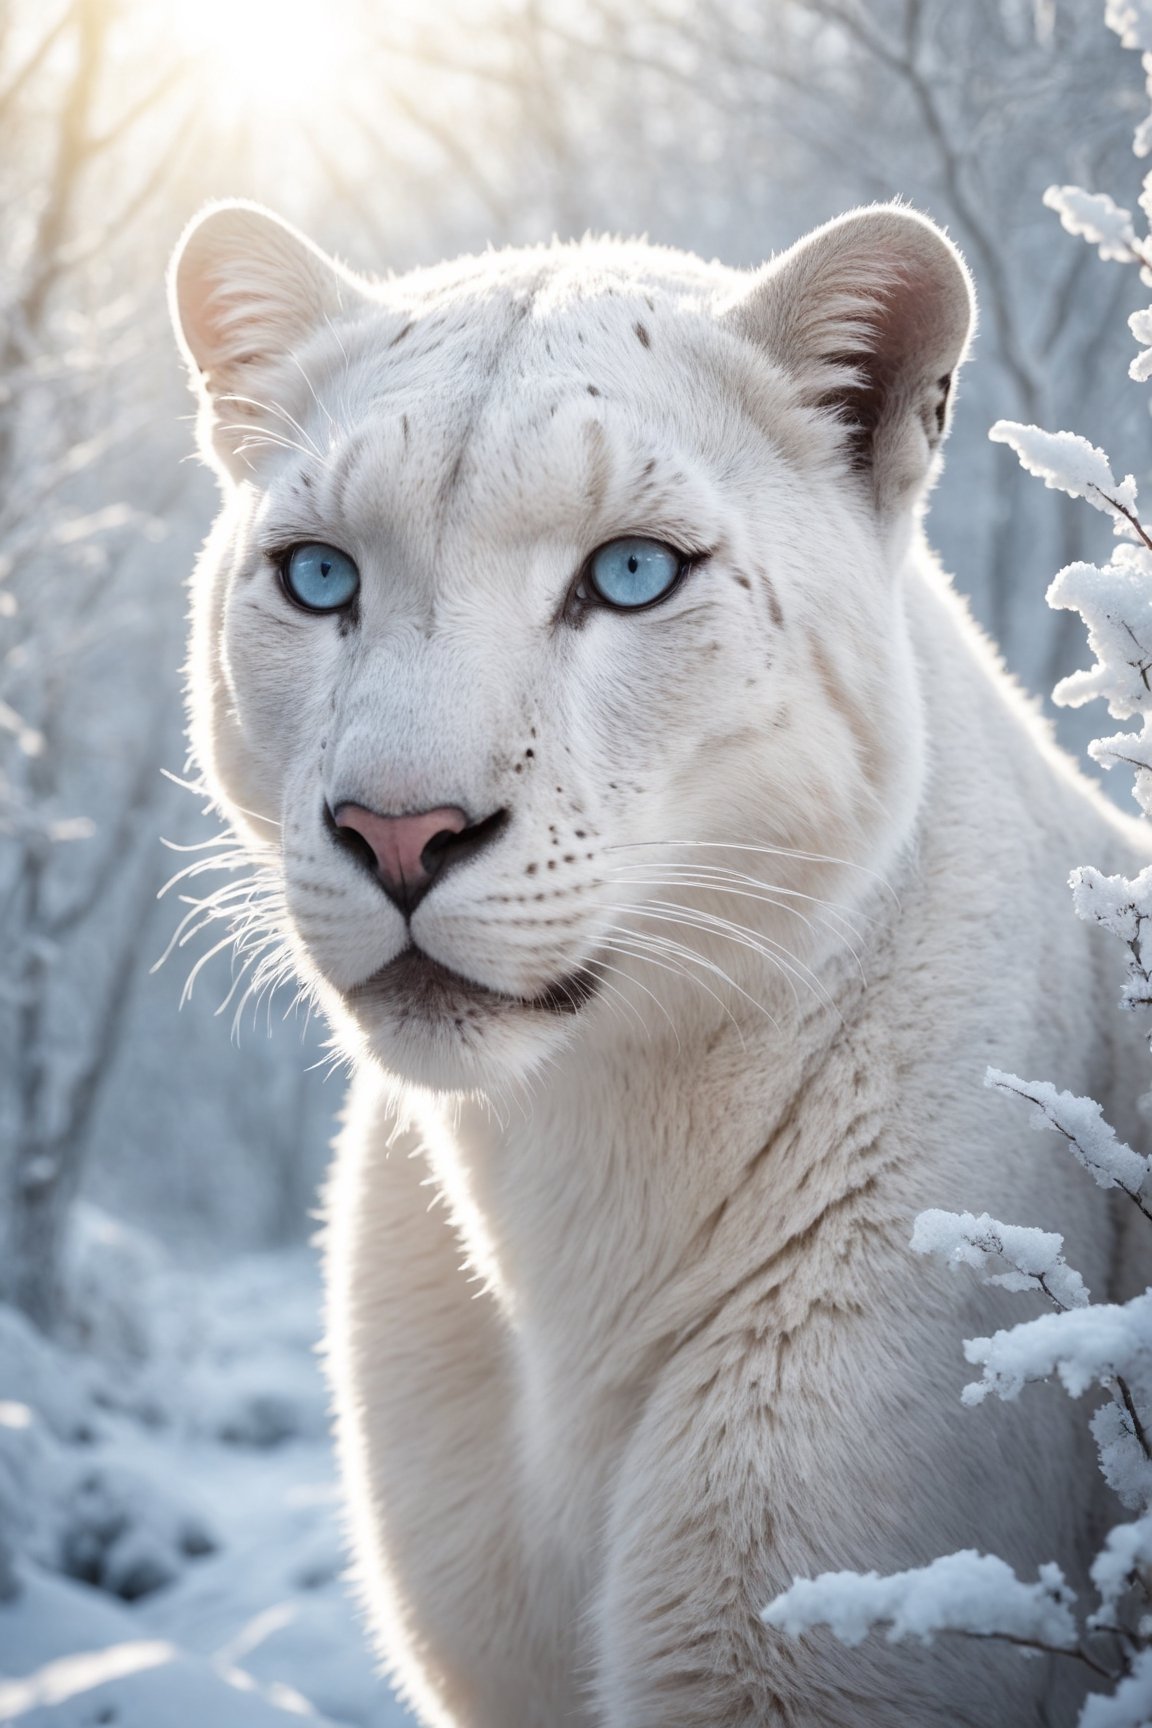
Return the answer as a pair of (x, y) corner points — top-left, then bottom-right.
(962, 1292), (1152, 1405)
(762, 1552), (1078, 1649)
(1044, 186), (1137, 261)
(985, 1069), (1152, 1198)
(911, 1209), (1089, 1309)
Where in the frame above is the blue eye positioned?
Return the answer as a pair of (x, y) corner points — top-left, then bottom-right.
(587, 537), (684, 610)
(281, 543), (360, 613)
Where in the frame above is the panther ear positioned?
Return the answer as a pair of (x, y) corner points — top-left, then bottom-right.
(727, 204), (975, 512)
(169, 201), (364, 481)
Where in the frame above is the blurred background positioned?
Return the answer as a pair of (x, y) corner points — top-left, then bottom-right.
(0, 1), (1148, 1722)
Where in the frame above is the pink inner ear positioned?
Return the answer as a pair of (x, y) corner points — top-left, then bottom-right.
(811, 243), (971, 480)
(734, 209), (973, 481)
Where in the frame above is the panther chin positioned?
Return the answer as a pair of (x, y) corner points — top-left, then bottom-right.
(337, 946), (601, 1093)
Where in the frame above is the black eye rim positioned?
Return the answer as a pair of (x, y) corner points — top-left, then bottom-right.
(571, 535), (707, 617)
(275, 541), (362, 616)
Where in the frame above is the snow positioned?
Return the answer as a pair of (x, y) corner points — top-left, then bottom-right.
(1042, 527), (1152, 815)
(1092, 1393), (1152, 1510)
(761, 1551), (1078, 1650)
(962, 1291), (1152, 1404)
(1089, 1511), (1152, 1627)
(985, 1069), (1152, 1198)
(1089, 723), (1152, 818)
(1047, 549), (1152, 720)
(1070, 867), (1152, 1010)
(1043, 186), (1137, 261)
(1129, 307), (1152, 380)
(1080, 1648), (1152, 1728)
(910, 1208), (1090, 1309)
(1107, 0), (1152, 52)
(989, 422), (1139, 517)
(1135, 103), (1152, 161)
(0, 1229), (416, 1728)
(0, 1573), (331, 1727)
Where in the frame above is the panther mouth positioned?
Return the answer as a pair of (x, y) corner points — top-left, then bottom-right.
(345, 946), (600, 1020)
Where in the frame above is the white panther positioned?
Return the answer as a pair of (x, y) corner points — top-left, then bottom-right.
(170, 200), (1150, 1726)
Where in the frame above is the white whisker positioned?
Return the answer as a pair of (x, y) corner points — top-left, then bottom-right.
(592, 954), (679, 1047)
(608, 876), (866, 984)
(218, 392), (323, 457)
(606, 901), (835, 1017)
(602, 925), (768, 1039)
(290, 353), (340, 442)
(607, 838), (899, 904)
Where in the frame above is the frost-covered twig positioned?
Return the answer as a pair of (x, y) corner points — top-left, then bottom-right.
(1047, 552), (1152, 717)
(1071, 868), (1152, 1017)
(962, 1296), (1152, 1478)
(1090, 1512), (1152, 1628)
(1043, 185), (1149, 267)
(985, 1070), (1152, 1219)
(988, 423), (1140, 521)
(762, 1551), (1120, 1678)
(914, 1197), (1152, 1472)
(911, 1208), (1090, 1309)
(961, 1293), (1152, 1405)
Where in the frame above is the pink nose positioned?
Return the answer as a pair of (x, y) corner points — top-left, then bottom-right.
(332, 803), (469, 914)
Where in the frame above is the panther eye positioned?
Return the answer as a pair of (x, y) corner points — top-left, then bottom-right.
(280, 543), (360, 613)
(586, 537), (684, 610)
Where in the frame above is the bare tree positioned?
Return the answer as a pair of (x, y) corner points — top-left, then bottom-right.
(0, 0), (195, 1329)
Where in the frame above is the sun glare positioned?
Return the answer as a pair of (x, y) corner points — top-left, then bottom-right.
(171, 0), (357, 117)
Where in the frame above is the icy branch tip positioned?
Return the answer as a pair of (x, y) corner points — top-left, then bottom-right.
(762, 1551), (1077, 1650)
(988, 423), (1138, 516)
(1043, 186), (1136, 261)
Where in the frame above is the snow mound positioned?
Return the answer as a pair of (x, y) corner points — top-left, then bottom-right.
(0, 1229), (414, 1728)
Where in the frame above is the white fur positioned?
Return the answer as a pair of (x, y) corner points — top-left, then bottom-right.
(170, 201), (1152, 1725)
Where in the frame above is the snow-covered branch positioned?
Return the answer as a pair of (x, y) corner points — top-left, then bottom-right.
(1089, 1511), (1152, 1629)
(1043, 186), (1144, 265)
(762, 1551), (1100, 1664)
(910, 1208), (1090, 1309)
(961, 1293), (1152, 1405)
(1071, 867), (1152, 1014)
(988, 423), (1140, 519)
(984, 1070), (1152, 1214)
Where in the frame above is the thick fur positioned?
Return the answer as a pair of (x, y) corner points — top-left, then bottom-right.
(170, 201), (1152, 1726)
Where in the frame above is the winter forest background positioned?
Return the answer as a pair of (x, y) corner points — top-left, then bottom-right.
(3, 1), (1152, 1723)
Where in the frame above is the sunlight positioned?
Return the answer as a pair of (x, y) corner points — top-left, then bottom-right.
(168, 0), (358, 118)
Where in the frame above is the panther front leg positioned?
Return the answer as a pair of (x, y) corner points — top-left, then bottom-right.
(325, 1071), (552, 1728)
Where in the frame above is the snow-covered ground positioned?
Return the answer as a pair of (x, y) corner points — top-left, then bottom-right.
(0, 1213), (416, 1727)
